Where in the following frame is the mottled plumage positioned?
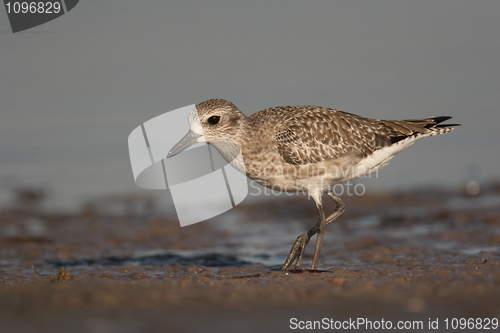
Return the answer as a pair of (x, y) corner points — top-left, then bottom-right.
(168, 99), (459, 270)
(251, 105), (454, 166)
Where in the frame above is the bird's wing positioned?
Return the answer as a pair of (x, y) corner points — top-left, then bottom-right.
(270, 106), (442, 166)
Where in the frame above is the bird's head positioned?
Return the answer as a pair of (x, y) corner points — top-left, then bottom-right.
(167, 99), (248, 158)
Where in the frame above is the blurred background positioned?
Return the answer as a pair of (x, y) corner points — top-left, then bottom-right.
(0, 0), (499, 211)
(2, 4), (500, 331)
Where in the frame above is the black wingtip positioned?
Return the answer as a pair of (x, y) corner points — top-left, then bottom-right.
(432, 116), (461, 128)
(432, 116), (452, 124)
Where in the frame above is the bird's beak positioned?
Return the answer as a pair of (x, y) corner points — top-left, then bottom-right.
(167, 129), (203, 158)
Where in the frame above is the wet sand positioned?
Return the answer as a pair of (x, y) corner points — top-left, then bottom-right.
(1, 187), (500, 332)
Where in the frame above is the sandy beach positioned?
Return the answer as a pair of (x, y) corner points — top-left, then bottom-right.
(1, 185), (500, 332)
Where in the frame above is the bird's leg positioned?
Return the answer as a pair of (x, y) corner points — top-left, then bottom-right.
(281, 191), (324, 270)
(280, 192), (346, 271)
(310, 193), (345, 269)
(280, 226), (317, 270)
(311, 202), (326, 270)
(325, 192), (345, 227)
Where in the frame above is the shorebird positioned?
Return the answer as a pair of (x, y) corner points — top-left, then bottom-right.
(168, 99), (459, 270)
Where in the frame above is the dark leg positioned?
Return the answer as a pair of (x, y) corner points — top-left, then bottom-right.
(311, 202), (326, 270)
(280, 192), (345, 270)
(280, 225), (316, 270)
(325, 192), (346, 224)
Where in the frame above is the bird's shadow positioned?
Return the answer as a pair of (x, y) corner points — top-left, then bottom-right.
(46, 252), (251, 268)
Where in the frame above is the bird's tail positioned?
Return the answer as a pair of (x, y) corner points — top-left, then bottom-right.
(379, 116), (460, 144)
(404, 116), (461, 135)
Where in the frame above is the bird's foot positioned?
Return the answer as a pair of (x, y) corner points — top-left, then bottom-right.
(280, 233), (310, 270)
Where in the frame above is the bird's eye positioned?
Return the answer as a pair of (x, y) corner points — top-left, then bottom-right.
(207, 115), (221, 125)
